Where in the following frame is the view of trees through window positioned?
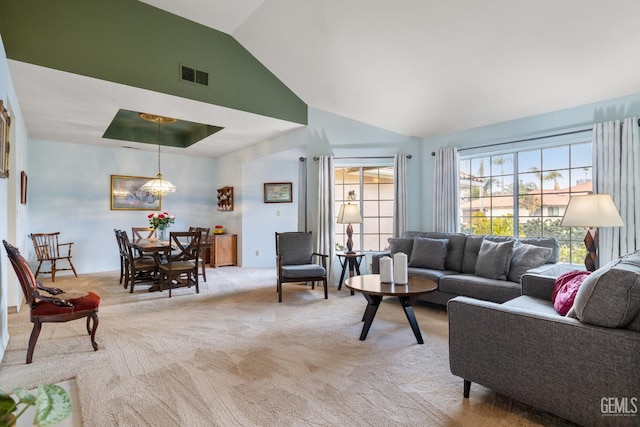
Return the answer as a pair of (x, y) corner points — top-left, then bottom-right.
(335, 166), (394, 252)
(459, 142), (592, 264)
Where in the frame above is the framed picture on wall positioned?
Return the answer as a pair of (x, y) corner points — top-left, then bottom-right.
(0, 99), (10, 179)
(20, 171), (27, 204)
(264, 182), (293, 203)
(110, 175), (161, 210)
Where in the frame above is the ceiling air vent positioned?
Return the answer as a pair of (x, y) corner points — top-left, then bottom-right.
(180, 64), (209, 87)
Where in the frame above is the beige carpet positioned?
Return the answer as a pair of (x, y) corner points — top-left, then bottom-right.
(0, 268), (574, 426)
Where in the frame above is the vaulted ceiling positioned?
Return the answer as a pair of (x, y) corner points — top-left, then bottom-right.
(5, 0), (640, 158)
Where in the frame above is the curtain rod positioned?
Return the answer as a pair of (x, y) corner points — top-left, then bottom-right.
(313, 155), (411, 161)
(431, 118), (640, 156)
(430, 128), (592, 156)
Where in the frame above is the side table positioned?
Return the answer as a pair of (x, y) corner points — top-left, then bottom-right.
(337, 252), (366, 295)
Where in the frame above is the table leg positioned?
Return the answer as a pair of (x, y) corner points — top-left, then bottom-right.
(338, 258), (348, 290)
(359, 293), (382, 340)
(399, 296), (424, 344)
(347, 258), (357, 295)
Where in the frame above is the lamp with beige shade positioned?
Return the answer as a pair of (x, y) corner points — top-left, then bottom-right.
(560, 194), (624, 271)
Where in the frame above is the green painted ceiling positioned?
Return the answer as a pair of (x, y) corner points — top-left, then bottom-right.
(103, 110), (224, 148)
(0, 0), (307, 129)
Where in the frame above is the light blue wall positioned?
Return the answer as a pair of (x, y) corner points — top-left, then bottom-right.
(241, 159), (299, 268)
(0, 35), (30, 360)
(27, 139), (218, 273)
(213, 108), (422, 271)
(421, 91), (640, 230)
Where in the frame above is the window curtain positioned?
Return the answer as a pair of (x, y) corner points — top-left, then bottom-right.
(316, 155), (335, 282)
(298, 158), (307, 231)
(433, 147), (460, 232)
(593, 118), (640, 265)
(393, 154), (408, 238)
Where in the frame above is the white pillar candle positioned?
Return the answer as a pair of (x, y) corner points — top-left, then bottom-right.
(393, 252), (408, 284)
(380, 256), (393, 283)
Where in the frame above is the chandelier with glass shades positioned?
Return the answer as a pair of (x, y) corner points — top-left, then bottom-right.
(139, 113), (178, 196)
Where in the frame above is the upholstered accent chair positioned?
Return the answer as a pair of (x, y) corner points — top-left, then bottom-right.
(275, 232), (328, 303)
(3, 240), (100, 364)
(29, 232), (77, 282)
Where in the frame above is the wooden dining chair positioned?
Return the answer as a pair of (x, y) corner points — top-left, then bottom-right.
(29, 232), (77, 282)
(158, 231), (201, 297)
(118, 230), (158, 293)
(131, 227), (157, 257)
(189, 226), (210, 282)
(3, 240), (100, 364)
(114, 229), (126, 285)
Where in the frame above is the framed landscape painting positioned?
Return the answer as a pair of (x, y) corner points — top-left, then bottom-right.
(264, 182), (292, 203)
(110, 175), (161, 210)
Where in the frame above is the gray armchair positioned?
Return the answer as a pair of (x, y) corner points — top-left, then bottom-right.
(275, 232), (328, 303)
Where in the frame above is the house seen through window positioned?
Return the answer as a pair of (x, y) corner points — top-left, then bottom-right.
(459, 142), (592, 264)
(335, 166), (394, 252)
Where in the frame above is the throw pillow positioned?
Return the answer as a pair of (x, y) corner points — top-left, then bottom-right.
(408, 237), (449, 270)
(507, 243), (553, 283)
(551, 270), (591, 315)
(388, 238), (413, 257)
(474, 239), (514, 280)
(572, 251), (640, 330)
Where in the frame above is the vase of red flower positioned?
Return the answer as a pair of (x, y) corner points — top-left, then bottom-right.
(147, 212), (175, 240)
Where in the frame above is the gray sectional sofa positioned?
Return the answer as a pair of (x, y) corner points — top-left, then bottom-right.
(372, 231), (559, 305)
(448, 252), (640, 427)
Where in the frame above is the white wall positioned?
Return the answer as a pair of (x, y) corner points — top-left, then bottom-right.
(27, 139), (218, 273)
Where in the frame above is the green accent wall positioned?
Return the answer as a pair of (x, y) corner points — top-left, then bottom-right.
(0, 0), (307, 125)
(103, 109), (224, 147)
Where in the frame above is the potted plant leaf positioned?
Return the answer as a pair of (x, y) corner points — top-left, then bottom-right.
(0, 384), (72, 427)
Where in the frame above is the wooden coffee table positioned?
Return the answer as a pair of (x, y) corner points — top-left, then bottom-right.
(345, 274), (437, 344)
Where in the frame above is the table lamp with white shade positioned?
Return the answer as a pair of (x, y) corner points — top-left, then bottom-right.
(560, 194), (624, 271)
(337, 203), (363, 254)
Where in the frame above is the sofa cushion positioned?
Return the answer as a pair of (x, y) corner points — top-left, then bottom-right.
(407, 267), (458, 282)
(439, 274), (521, 303)
(408, 237), (448, 270)
(474, 239), (515, 281)
(572, 251), (640, 330)
(507, 243), (553, 283)
(388, 238), (413, 257)
(551, 270), (591, 315)
(519, 237), (561, 263)
(502, 295), (558, 316)
(404, 231), (466, 272)
(461, 235), (514, 274)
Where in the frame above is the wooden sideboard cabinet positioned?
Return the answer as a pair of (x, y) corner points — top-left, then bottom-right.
(208, 234), (237, 267)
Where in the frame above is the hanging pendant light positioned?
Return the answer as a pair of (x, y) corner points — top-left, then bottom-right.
(139, 113), (178, 196)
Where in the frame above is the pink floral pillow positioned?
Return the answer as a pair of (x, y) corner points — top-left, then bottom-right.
(552, 270), (591, 315)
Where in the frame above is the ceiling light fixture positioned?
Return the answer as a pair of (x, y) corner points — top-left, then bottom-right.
(139, 113), (178, 196)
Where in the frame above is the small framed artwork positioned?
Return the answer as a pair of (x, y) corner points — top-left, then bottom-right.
(110, 175), (161, 210)
(264, 182), (293, 203)
(0, 99), (10, 179)
(20, 171), (27, 204)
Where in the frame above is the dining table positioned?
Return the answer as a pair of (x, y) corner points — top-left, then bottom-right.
(130, 237), (211, 291)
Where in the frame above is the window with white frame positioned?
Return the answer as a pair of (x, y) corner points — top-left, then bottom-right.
(335, 166), (394, 252)
(459, 140), (592, 264)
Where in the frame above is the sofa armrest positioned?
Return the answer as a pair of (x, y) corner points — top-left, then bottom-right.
(370, 252), (390, 274)
(447, 296), (640, 426)
(520, 273), (556, 300)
